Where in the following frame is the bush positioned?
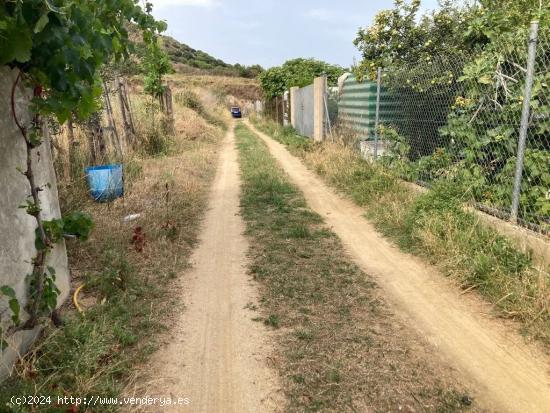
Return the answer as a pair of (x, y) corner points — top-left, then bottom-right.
(175, 89), (204, 112)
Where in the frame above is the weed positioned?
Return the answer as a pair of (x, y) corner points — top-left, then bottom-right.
(264, 314), (280, 328)
(142, 121), (174, 156)
(175, 89), (204, 112)
(287, 224), (311, 239)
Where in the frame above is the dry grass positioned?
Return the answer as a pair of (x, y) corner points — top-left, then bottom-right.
(0, 83), (226, 411)
(236, 123), (477, 412)
(253, 117), (550, 348)
(166, 74), (261, 101)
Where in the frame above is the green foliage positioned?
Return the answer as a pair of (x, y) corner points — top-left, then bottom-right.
(377, 125), (412, 178)
(26, 266), (61, 318)
(37, 219), (64, 249)
(1, 286), (21, 326)
(19, 199), (41, 217)
(0, 0), (166, 123)
(258, 66), (287, 99)
(353, 0), (473, 79)
(143, 38), (173, 99)
(259, 58), (345, 98)
(143, 122), (174, 156)
(36, 212), (94, 250)
(281, 58), (345, 88)
(62, 211), (94, 241)
(354, 0), (550, 75)
(42, 266), (61, 314)
(437, 9), (550, 223)
(490, 150), (550, 219)
(464, 0), (550, 45)
(264, 314), (280, 328)
(87, 246), (133, 296)
(233, 63), (264, 78)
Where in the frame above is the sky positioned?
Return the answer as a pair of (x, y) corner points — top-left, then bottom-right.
(149, 0), (441, 69)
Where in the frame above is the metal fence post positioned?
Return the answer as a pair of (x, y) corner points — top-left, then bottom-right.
(510, 20), (539, 224)
(374, 67), (382, 159)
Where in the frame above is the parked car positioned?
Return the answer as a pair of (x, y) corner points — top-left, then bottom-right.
(230, 106), (242, 118)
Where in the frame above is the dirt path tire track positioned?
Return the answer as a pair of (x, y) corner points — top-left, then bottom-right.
(246, 120), (550, 413)
(139, 123), (282, 413)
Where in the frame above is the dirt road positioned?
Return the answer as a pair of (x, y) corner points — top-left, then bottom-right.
(140, 123), (282, 412)
(246, 120), (550, 413)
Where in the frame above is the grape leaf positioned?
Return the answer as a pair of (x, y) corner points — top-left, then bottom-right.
(34, 13), (49, 33)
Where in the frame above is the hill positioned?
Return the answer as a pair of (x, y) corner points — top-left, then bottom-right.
(162, 35), (263, 78)
(126, 24), (263, 78)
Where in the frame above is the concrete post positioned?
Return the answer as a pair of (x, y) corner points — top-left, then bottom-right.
(290, 86), (299, 128)
(313, 76), (326, 142)
(511, 21), (539, 224)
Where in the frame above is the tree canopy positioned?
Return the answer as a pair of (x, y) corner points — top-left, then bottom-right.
(259, 58), (346, 99)
(353, 0), (550, 79)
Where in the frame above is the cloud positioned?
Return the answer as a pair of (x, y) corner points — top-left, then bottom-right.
(149, 0), (220, 9)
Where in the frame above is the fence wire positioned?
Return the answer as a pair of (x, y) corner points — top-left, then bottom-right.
(346, 28), (550, 234)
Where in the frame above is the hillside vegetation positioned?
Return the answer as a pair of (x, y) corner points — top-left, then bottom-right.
(163, 35), (263, 78)
(127, 24), (263, 78)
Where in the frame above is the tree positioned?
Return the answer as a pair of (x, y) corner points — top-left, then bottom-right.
(259, 58), (345, 98)
(353, 0), (472, 79)
(281, 58), (345, 88)
(143, 38), (173, 101)
(259, 66), (288, 99)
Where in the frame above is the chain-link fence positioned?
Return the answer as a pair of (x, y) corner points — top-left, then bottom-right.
(338, 23), (550, 234)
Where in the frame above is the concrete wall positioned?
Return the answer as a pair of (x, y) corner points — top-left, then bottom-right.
(289, 77), (327, 141)
(0, 66), (70, 379)
(291, 83), (315, 138)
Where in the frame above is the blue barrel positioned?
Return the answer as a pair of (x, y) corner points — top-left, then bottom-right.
(84, 164), (124, 202)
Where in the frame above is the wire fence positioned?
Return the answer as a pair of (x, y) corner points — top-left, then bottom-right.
(263, 95), (286, 125)
(337, 22), (550, 234)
